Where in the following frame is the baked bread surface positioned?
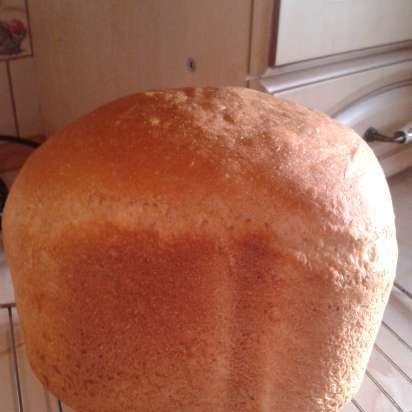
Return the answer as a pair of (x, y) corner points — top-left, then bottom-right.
(3, 87), (397, 412)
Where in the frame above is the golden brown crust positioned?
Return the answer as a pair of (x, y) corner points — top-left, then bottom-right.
(3, 87), (397, 412)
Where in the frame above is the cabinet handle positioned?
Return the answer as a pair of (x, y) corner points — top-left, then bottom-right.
(364, 122), (412, 144)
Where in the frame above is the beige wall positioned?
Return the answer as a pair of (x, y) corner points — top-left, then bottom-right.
(31, 0), (256, 134)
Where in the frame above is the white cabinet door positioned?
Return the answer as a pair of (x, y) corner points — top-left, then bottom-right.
(275, 0), (412, 65)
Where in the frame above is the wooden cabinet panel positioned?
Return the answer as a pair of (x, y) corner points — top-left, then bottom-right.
(31, 0), (252, 134)
(275, 0), (412, 65)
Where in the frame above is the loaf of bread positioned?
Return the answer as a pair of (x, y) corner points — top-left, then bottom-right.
(3, 87), (397, 412)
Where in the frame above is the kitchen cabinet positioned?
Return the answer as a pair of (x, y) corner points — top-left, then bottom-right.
(273, 61), (412, 177)
(30, 0), (252, 134)
(275, 0), (412, 65)
(256, 1), (412, 177)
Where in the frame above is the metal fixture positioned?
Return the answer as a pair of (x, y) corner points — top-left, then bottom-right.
(364, 122), (412, 144)
(1, 301), (64, 412)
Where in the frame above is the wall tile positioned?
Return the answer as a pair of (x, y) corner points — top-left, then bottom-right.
(0, 61), (16, 135)
(10, 57), (42, 136)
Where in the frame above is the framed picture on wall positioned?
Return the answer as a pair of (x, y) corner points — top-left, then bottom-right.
(0, 0), (32, 60)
